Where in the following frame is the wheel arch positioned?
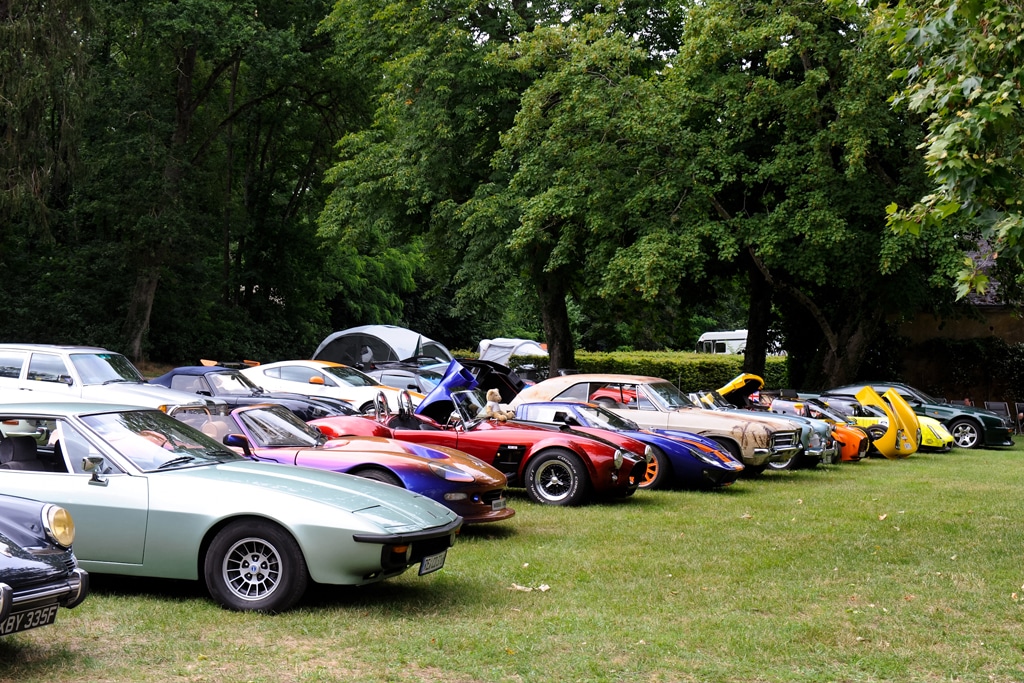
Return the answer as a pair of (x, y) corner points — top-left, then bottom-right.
(348, 465), (407, 487)
(520, 443), (599, 482)
(197, 514), (301, 583)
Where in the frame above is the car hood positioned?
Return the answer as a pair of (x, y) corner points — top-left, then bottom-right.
(168, 460), (457, 531)
(415, 360), (478, 415)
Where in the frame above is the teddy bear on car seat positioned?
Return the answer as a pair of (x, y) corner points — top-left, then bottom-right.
(483, 388), (515, 421)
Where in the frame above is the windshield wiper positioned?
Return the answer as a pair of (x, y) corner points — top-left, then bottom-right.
(157, 455), (199, 469)
(102, 378), (139, 385)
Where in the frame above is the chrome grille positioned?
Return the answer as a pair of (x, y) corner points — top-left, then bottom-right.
(770, 430), (800, 451)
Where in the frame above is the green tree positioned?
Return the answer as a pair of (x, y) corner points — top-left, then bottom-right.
(881, 0), (1024, 298)
(473, 0), (961, 385)
(70, 0), (359, 361)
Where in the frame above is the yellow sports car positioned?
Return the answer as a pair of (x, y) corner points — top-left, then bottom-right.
(819, 388), (920, 458)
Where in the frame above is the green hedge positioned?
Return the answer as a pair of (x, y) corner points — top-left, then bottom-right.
(453, 350), (789, 392)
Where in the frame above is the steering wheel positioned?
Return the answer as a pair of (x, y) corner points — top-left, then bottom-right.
(373, 391), (391, 422)
(397, 390), (415, 419)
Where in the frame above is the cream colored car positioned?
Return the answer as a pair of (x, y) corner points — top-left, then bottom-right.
(509, 374), (802, 473)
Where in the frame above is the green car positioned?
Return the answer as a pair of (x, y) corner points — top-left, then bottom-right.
(0, 402), (462, 612)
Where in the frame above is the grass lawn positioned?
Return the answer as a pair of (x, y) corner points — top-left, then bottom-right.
(3, 443), (1023, 682)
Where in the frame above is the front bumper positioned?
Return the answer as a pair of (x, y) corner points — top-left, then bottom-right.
(0, 567), (89, 636)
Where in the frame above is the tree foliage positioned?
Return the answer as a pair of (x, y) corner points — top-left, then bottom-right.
(882, 0), (1024, 298)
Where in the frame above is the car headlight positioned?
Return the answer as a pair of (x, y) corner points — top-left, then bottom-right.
(644, 445), (654, 464)
(613, 449), (624, 469)
(429, 462), (476, 483)
(808, 432), (821, 448)
(42, 504), (75, 548)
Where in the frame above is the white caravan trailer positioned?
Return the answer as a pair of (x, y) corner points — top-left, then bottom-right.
(695, 330), (748, 354)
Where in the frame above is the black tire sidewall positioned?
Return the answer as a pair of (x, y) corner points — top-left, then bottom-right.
(204, 519), (308, 613)
(357, 468), (403, 487)
(525, 450), (588, 506)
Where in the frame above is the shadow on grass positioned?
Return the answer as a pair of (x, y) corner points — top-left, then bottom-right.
(0, 638), (80, 676)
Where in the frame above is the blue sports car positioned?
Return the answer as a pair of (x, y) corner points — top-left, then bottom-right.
(513, 401), (744, 489)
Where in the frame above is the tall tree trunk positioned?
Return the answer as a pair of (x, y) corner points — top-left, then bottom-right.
(742, 259), (772, 379)
(121, 45), (198, 361)
(124, 268), (161, 361)
(536, 268), (575, 375)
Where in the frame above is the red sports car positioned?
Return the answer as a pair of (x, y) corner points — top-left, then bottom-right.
(312, 382), (648, 507)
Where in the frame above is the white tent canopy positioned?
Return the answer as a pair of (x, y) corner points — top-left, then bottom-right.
(477, 338), (548, 365)
(313, 325), (453, 367)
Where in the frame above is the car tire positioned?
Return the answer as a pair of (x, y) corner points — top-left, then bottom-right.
(525, 449), (590, 506)
(766, 451), (797, 471)
(359, 401), (376, 414)
(204, 519), (308, 613)
(864, 425), (887, 456)
(355, 468), (403, 487)
(948, 418), (982, 449)
(639, 445), (671, 490)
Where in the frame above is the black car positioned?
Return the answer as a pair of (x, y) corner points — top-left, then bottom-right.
(151, 366), (359, 421)
(0, 493), (89, 637)
(365, 362), (445, 394)
(822, 382), (1014, 449)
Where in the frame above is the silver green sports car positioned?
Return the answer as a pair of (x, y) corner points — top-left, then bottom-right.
(0, 402), (462, 612)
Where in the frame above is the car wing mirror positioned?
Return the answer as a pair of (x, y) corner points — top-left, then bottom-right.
(83, 456), (109, 486)
(223, 433), (252, 457)
(309, 376), (325, 385)
(58, 374), (74, 386)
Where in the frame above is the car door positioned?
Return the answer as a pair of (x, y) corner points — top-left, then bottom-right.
(0, 420), (149, 565)
(18, 351), (82, 399)
(0, 349), (27, 394)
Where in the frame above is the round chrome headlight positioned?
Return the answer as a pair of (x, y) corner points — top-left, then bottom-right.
(613, 449), (624, 469)
(42, 504), (75, 548)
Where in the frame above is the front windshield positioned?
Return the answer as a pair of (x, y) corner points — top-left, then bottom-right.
(70, 353), (145, 384)
(901, 385), (933, 403)
(236, 405), (325, 447)
(579, 405), (639, 430)
(322, 365), (380, 388)
(82, 410), (240, 471)
(207, 371), (261, 396)
(451, 389), (489, 425)
(645, 381), (695, 409)
(804, 401), (847, 423)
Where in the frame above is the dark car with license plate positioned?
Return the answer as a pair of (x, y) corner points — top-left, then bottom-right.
(0, 493), (88, 637)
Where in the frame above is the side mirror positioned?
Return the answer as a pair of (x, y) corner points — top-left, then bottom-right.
(58, 374), (74, 386)
(224, 433), (252, 457)
(309, 376), (325, 385)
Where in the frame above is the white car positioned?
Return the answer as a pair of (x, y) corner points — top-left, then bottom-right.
(0, 344), (221, 413)
(240, 360), (424, 413)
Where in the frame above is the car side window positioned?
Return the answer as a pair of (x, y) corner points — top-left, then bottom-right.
(279, 366), (322, 384)
(0, 351), (25, 379)
(553, 383), (590, 402)
(26, 353), (71, 383)
(57, 421), (120, 474)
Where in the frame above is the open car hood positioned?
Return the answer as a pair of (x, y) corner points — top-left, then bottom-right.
(413, 360), (480, 424)
(716, 373), (764, 408)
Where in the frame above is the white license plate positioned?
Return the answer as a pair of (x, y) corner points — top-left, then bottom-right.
(0, 604), (60, 635)
(491, 498), (506, 511)
(419, 550), (447, 575)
